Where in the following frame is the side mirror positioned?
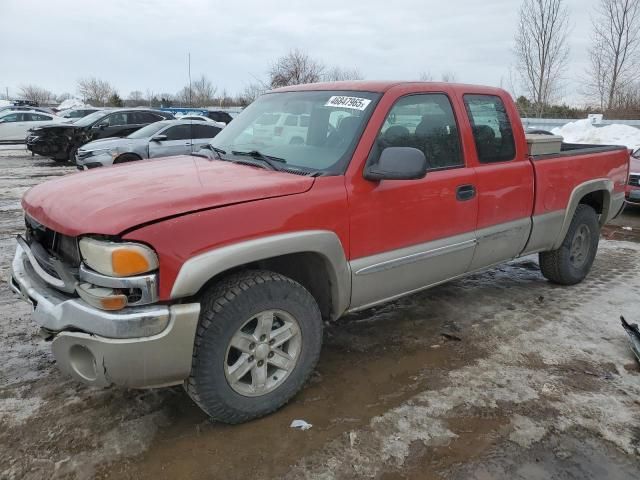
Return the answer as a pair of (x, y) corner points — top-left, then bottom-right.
(151, 134), (168, 142)
(363, 147), (427, 181)
(93, 122), (108, 130)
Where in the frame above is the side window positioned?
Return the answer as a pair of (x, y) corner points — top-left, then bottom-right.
(300, 115), (310, 127)
(1, 113), (19, 122)
(375, 94), (463, 170)
(103, 113), (128, 127)
(284, 115), (298, 126)
(463, 95), (515, 163)
(31, 114), (51, 121)
(193, 124), (221, 139)
(163, 125), (191, 140)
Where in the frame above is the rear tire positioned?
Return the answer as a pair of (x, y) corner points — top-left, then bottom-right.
(185, 270), (323, 424)
(539, 204), (600, 285)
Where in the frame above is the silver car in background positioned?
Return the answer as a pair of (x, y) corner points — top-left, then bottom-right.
(75, 119), (222, 169)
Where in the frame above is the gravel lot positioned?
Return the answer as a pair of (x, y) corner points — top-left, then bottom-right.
(1, 146), (639, 479)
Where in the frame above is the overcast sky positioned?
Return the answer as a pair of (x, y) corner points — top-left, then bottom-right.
(1, 0), (596, 103)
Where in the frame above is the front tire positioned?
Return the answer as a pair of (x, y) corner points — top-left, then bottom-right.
(185, 270), (323, 424)
(539, 204), (600, 285)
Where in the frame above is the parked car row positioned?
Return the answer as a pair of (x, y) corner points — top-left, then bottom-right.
(26, 108), (175, 161)
(76, 119), (222, 168)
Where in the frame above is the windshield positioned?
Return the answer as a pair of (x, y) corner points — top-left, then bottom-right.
(127, 121), (169, 139)
(74, 110), (108, 127)
(210, 90), (381, 174)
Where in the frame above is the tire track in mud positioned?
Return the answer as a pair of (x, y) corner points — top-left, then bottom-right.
(284, 243), (640, 479)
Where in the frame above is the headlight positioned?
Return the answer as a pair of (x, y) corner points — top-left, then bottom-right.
(81, 148), (117, 158)
(79, 238), (159, 277)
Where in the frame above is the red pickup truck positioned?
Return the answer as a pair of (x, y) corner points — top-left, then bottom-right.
(11, 82), (628, 423)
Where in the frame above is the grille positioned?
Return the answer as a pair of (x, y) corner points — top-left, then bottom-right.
(25, 215), (81, 268)
(630, 174), (640, 187)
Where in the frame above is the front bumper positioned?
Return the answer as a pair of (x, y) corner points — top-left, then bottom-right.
(10, 243), (201, 388)
(75, 151), (113, 168)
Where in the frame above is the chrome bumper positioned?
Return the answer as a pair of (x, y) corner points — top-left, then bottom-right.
(10, 242), (201, 388)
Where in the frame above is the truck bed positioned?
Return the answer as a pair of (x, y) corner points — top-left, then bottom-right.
(532, 142), (628, 161)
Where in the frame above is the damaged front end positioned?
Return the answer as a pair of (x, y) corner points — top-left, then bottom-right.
(27, 125), (86, 161)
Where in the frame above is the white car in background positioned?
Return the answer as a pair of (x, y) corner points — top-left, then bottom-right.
(252, 112), (310, 145)
(178, 115), (226, 128)
(0, 110), (65, 143)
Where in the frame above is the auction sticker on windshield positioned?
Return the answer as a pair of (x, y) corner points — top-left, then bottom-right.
(325, 96), (372, 111)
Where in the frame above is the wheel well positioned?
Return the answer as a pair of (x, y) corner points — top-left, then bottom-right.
(114, 153), (142, 163)
(196, 252), (334, 320)
(578, 190), (604, 214)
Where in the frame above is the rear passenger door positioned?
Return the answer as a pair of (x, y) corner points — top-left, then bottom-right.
(462, 94), (534, 270)
(348, 93), (479, 309)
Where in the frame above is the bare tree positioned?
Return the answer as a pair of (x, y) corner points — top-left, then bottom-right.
(77, 77), (114, 106)
(440, 71), (458, 83)
(18, 85), (52, 105)
(56, 92), (71, 103)
(323, 66), (363, 81)
(587, 0), (640, 110)
(175, 86), (192, 106)
(127, 90), (144, 106)
(514, 0), (570, 117)
(237, 82), (267, 106)
(419, 71), (434, 81)
(191, 75), (217, 106)
(269, 49), (325, 88)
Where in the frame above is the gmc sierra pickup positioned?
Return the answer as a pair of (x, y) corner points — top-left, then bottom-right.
(10, 81), (629, 423)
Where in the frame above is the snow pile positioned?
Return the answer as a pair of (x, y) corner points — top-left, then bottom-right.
(56, 98), (90, 111)
(0, 99), (11, 107)
(552, 118), (640, 150)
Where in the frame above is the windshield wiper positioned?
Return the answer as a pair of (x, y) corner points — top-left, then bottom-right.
(196, 144), (228, 160)
(231, 150), (286, 171)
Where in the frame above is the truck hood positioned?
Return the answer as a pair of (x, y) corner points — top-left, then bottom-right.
(22, 156), (315, 237)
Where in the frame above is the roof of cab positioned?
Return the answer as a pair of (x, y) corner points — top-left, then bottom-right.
(272, 80), (507, 96)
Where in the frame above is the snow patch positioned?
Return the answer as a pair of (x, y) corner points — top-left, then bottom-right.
(56, 98), (91, 111)
(552, 119), (640, 150)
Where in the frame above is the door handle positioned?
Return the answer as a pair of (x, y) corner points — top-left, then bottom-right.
(456, 184), (476, 201)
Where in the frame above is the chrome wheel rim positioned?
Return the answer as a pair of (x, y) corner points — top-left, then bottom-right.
(224, 309), (302, 397)
(569, 224), (591, 268)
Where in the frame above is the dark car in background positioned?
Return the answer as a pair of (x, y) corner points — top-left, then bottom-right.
(26, 108), (174, 161)
(205, 110), (234, 124)
(58, 108), (102, 120)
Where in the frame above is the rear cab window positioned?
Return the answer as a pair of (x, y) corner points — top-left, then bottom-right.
(463, 94), (516, 163)
(370, 93), (464, 170)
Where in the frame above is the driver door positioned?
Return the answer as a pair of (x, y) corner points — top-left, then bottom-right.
(348, 93), (478, 309)
(148, 124), (192, 158)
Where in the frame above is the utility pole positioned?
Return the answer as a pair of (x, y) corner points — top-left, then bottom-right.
(5, 87), (8, 101)
(188, 52), (192, 107)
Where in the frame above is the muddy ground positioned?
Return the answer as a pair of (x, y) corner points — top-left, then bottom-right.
(0, 146), (639, 479)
